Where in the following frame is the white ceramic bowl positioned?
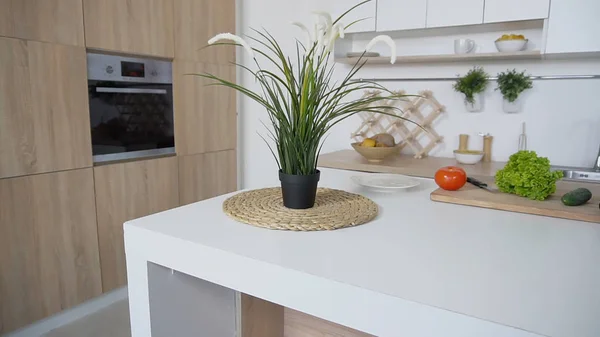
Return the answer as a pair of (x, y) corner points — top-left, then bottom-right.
(495, 39), (528, 52)
(454, 150), (484, 165)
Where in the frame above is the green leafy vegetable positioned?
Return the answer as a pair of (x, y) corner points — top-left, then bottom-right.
(495, 151), (563, 201)
(496, 69), (533, 103)
(453, 67), (489, 104)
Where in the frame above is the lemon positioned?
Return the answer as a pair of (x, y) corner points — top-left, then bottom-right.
(361, 138), (376, 147)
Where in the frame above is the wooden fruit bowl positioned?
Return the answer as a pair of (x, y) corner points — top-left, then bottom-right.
(351, 142), (400, 162)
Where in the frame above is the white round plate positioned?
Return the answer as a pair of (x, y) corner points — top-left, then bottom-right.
(351, 174), (420, 192)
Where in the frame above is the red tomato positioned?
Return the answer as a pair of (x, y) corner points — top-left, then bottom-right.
(435, 166), (467, 191)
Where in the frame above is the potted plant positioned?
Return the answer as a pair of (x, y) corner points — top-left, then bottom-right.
(496, 69), (533, 113)
(201, 1), (416, 209)
(453, 67), (489, 112)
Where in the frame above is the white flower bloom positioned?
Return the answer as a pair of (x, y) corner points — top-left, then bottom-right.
(313, 11), (333, 54)
(291, 21), (313, 48)
(324, 23), (345, 54)
(208, 33), (255, 59)
(334, 23), (345, 39)
(365, 35), (397, 64)
(315, 24), (327, 54)
(312, 11), (333, 32)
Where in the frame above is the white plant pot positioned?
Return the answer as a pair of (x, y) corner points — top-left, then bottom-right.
(464, 93), (484, 112)
(503, 97), (522, 113)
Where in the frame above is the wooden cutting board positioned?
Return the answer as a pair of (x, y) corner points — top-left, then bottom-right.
(430, 178), (600, 224)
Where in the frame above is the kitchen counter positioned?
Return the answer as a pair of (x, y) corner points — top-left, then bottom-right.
(124, 168), (600, 337)
(318, 150), (507, 178)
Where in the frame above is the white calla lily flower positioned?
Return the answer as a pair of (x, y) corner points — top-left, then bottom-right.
(208, 33), (255, 59)
(291, 22), (313, 48)
(313, 11), (333, 53)
(334, 23), (345, 39)
(324, 22), (346, 54)
(312, 11), (333, 31)
(365, 35), (397, 64)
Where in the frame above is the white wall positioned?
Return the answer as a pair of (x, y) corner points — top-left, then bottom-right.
(239, 0), (600, 189)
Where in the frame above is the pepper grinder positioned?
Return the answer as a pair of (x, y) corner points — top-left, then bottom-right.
(458, 134), (469, 151)
(480, 133), (493, 162)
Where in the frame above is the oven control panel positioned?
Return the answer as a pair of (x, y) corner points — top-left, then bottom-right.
(87, 53), (172, 84)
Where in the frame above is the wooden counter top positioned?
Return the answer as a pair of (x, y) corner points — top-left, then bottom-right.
(318, 150), (506, 178)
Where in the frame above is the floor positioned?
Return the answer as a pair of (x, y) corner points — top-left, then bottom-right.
(43, 300), (131, 337)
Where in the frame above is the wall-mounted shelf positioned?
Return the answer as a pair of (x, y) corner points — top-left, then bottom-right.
(335, 50), (542, 65)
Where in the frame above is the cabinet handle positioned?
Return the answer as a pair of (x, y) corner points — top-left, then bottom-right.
(95, 87), (168, 95)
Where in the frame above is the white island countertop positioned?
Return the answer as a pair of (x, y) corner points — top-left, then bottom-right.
(125, 168), (600, 337)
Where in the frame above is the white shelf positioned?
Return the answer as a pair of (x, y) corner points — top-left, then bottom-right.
(335, 50), (542, 65)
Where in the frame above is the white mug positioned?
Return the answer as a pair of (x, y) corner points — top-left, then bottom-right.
(454, 39), (475, 54)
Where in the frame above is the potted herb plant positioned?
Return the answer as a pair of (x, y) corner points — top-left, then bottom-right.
(453, 67), (489, 112)
(496, 69), (533, 113)
(201, 1), (416, 209)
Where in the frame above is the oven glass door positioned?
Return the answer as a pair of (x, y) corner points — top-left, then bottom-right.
(89, 82), (175, 163)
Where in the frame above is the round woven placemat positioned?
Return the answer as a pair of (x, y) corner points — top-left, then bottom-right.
(222, 187), (378, 231)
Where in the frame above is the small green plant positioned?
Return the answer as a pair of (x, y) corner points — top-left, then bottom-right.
(495, 151), (563, 201)
(453, 67), (489, 104)
(496, 69), (533, 103)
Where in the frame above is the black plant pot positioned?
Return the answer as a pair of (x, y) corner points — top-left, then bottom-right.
(279, 170), (321, 209)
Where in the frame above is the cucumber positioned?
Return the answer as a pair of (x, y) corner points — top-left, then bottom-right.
(561, 188), (592, 206)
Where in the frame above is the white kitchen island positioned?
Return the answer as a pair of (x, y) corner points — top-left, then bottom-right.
(124, 168), (600, 337)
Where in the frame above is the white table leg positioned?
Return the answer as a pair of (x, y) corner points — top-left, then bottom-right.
(124, 231), (151, 337)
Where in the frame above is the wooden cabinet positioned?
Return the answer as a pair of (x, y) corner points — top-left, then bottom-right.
(174, 0), (235, 64)
(0, 0), (84, 46)
(83, 0), (174, 58)
(331, 0), (377, 33)
(0, 169), (102, 334)
(545, 0), (600, 54)
(377, 0), (426, 32)
(242, 294), (284, 337)
(284, 308), (373, 337)
(0, 38), (92, 179)
(426, 0), (484, 28)
(178, 150), (237, 205)
(94, 157), (179, 292)
(174, 61), (236, 155)
(484, 0), (550, 23)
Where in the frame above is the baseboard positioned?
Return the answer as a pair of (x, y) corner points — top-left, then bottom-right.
(3, 287), (128, 337)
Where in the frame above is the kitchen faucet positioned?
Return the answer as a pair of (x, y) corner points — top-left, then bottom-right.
(562, 145), (600, 182)
(595, 145), (600, 171)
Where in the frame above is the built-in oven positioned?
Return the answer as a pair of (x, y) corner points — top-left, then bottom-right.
(87, 53), (174, 163)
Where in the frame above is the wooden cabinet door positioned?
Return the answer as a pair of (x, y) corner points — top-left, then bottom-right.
(174, 61), (236, 155)
(426, 0), (484, 28)
(545, 0), (600, 54)
(330, 0), (377, 33)
(0, 37), (32, 179)
(94, 157), (179, 291)
(0, 38), (92, 179)
(174, 0), (235, 64)
(0, 0), (84, 46)
(178, 150), (237, 205)
(83, 0), (174, 58)
(377, 0), (426, 32)
(0, 169), (102, 334)
(484, 0), (550, 23)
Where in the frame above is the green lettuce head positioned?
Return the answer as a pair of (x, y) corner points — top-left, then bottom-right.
(495, 151), (564, 201)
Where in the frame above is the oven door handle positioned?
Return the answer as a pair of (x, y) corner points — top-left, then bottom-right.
(95, 87), (168, 94)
